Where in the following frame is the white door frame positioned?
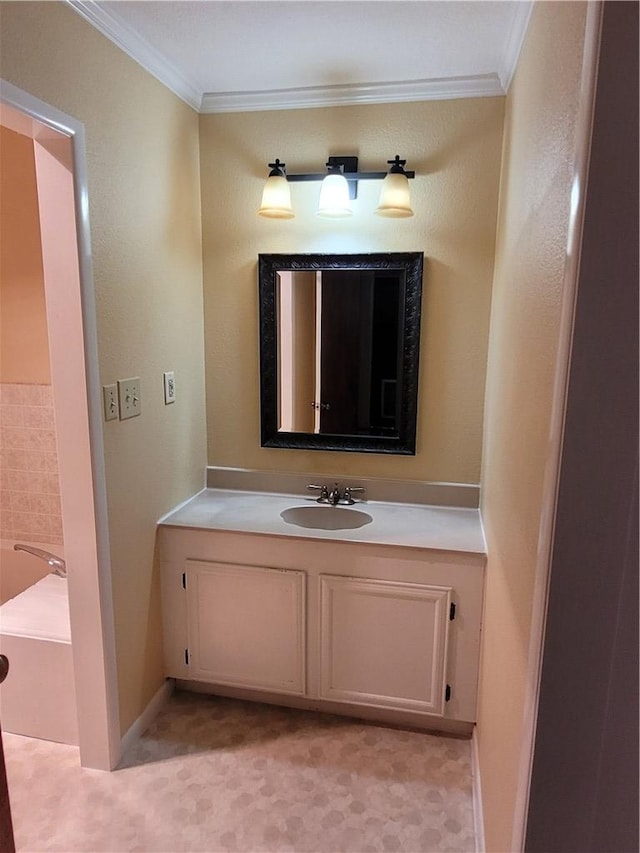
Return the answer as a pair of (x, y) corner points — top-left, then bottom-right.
(0, 79), (120, 770)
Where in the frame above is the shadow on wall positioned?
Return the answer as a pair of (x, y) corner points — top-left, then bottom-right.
(165, 109), (203, 260)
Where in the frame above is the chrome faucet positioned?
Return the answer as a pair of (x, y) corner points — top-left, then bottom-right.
(307, 483), (366, 505)
(328, 483), (341, 505)
(13, 544), (67, 577)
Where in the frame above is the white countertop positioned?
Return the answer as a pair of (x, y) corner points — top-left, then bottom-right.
(159, 488), (486, 555)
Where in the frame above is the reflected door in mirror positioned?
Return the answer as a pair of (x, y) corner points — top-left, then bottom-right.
(277, 270), (402, 437)
(318, 271), (400, 437)
(277, 271), (316, 433)
(259, 253), (423, 455)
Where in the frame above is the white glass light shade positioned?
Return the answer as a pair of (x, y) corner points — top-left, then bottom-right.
(258, 175), (294, 219)
(375, 172), (414, 218)
(317, 173), (352, 218)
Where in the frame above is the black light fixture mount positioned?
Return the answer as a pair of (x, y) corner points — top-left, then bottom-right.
(266, 158), (287, 177)
(284, 155), (415, 200)
(287, 156), (359, 198)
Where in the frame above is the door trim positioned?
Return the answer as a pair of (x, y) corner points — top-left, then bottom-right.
(0, 80), (120, 769)
(508, 3), (604, 848)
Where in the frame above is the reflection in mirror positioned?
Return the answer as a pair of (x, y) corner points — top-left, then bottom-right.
(277, 269), (402, 436)
(259, 253), (424, 454)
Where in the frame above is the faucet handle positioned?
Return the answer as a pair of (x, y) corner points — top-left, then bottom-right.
(342, 486), (365, 504)
(307, 484), (329, 502)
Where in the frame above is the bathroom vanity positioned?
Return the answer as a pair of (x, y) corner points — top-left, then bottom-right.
(158, 485), (486, 736)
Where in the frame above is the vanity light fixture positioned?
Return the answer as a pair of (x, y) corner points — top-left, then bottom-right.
(258, 155), (415, 219)
(375, 156), (414, 218)
(258, 159), (295, 219)
(317, 159), (353, 218)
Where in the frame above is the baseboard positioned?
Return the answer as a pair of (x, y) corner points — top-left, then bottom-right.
(119, 678), (174, 760)
(175, 679), (474, 738)
(471, 728), (486, 853)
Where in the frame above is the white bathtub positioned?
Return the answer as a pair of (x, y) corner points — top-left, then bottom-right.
(0, 540), (57, 604)
(0, 551), (78, 745)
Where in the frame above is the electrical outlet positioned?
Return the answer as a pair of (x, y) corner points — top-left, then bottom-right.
(163, 371), (176, 404)
(117, 377), (141, 419)
(102, 384), (118, 421)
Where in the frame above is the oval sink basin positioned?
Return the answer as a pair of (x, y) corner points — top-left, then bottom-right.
(280, 505), (373, 531)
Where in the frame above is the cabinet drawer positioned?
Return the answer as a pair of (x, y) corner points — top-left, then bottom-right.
(319, 575), (451, 716)
(186, 560), (306, 695)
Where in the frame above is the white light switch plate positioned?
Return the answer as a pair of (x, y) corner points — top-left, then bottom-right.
(163, 371), (176, 404)
(118, 377), (141, 419)
(103, 384), (118, 421)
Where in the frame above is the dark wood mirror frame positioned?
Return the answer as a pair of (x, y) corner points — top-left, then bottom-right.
(258, 252), (424, 454)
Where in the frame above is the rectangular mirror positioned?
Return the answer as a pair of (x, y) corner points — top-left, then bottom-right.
(259, 253), (424, 454)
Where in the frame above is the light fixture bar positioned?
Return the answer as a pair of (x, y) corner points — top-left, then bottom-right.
(283, 155), (414, 201)
(288, 155), (414, 180)
(286, 154), (415, 201)
(286, 171), (416, 181)
(264, 155), (416, 182)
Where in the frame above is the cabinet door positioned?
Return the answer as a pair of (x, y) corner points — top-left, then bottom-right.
(319, 575), (451, 716)
(186, 560), (305, 695)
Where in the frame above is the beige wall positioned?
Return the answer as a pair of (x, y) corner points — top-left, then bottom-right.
(476, 3), (589, 850)
(0, 2), (207, 733)
(200, 97), (504, 483)
(0, 125), (50, 384)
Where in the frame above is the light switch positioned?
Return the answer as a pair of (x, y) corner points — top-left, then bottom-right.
(102, 384), (118, 421)
(163, 371), (176, 404)
(117, 377), (141, 419)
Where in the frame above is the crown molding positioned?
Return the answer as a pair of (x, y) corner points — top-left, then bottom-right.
(66, 0), (202, 111)
(66, 1), (509, 115)
(201, 74), (505, 114)
(498, 0), (535, 91)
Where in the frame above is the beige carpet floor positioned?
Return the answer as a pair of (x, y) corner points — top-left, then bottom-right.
(4, 690), (476, 852)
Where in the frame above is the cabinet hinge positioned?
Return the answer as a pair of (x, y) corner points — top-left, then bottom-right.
(445, 684), (452, 702)
(184, 648), (189, 665)
(182, 572), (186, 589)
(449, 602), (456, 621)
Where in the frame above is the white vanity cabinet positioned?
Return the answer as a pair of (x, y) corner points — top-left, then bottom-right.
(185, 561), (305, 695)
(319, 575), (451, 716)
(159, 520), (485, 734)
